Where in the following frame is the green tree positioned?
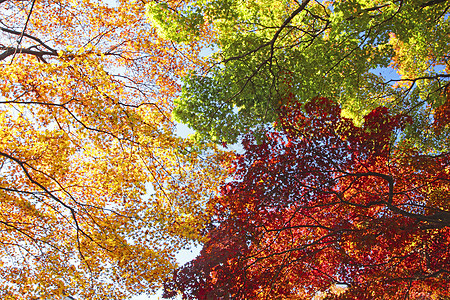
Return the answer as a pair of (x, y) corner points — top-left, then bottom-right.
(148, 0), (450, 149)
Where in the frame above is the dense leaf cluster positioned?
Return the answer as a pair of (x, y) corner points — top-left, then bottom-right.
(148, 0), (450, 149)
(1, 0), (448, 299)
(0, 0), (231, 298)
(164, 98), (450, 299)
(146, 0), (450, 299)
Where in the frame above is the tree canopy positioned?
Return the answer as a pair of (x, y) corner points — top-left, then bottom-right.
(0, 0), (231, 298)
(150, 0), (450, 298)
(163, 97), (450, 299)
(148, 0), (450, 148)
(1, 0), (448, 299)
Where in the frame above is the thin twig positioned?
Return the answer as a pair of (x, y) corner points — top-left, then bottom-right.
(10, 0), (37, 64)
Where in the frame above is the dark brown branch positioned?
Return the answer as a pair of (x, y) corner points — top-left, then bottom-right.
(10, 0), (37, 63)
(222, 0), (311, 65)
(346, 3), (391, 20)
(420, 0), (449, 8)
(0, 151), (94, 241)
(385, 74), (450, 84)
(269, 0), (311, 57)
(0, 46), (56, 62)
(0, 27), (57, 53)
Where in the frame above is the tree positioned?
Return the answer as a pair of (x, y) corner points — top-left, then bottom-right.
(148, 0), (450, 148)
(0, 0), (231, 298)
(163, 97), (450, 299)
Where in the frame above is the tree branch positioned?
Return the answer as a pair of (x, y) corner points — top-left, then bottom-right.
(0, 26), (57, 53)
(10, 0), (37, 63)
(420, 0), (449, 8)
(0, 46), (56, 62)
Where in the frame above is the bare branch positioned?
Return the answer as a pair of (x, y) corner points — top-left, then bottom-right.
(0, 26), (57, 53)
(420, 0), (449, 8)
(0, 46), (56, 62)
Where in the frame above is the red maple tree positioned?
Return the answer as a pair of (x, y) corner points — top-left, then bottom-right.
(164, 98), (450, 299)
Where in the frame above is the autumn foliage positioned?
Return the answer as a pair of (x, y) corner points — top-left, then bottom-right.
(1, 0), (449, 298)
(0, 0), (230, 299)
(164, 98), (450, 299)
(434, 88), (450, 134)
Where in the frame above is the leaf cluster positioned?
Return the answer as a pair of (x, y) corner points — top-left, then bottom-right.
(0, 0), (232, 298)
(164, 97), (450, 299)
(153, 0), (450, 149)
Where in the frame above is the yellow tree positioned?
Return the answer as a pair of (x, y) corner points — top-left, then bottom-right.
(0, 0), (230, 299)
